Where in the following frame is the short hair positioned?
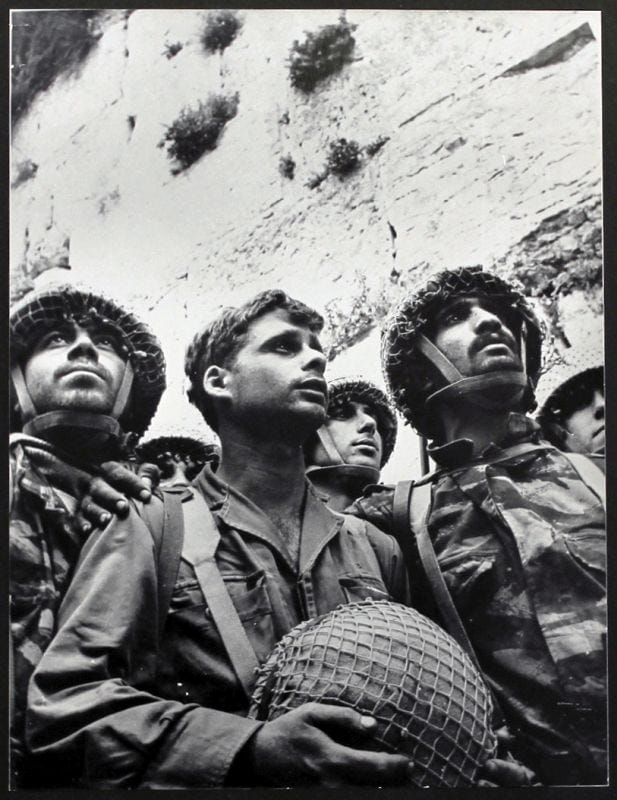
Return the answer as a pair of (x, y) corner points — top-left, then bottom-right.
(185, 289), (324, 431)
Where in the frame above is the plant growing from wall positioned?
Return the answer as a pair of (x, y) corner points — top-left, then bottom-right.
(288, 14), (356, 93)
(11, 9), (103, 124)
(163, 41), (183, 59)
(279, 155), (296, 179)
(201, 9), (242, 54)
(326, 138), (361, 177)
(159, 93), (239, 174)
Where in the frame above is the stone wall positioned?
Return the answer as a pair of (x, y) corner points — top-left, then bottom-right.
(10, 9), (603, 480)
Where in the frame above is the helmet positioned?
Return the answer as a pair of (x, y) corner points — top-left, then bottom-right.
(10, 284), (166, 439)
(536, 343), (604, 451)
(249, 599), (497, 787)
(381, 266), (543, 439)
(136, 435), (220, 477)
(305, 377), (397, 486)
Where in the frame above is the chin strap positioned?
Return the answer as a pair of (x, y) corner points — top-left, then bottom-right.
(12, 360), (134, 444)
(305, 426), (380, 485)
(417, 333), (527, 412)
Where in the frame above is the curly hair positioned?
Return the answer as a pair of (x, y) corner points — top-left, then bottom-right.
(185, 289), (324, 431)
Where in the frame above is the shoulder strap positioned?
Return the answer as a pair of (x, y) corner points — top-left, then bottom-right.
(392, 480), (414, 567)
(181, 489), (259, 699)
(156, 492), (184, 637)
(409, 482), (506, 728)
(561, 451), (606, 505)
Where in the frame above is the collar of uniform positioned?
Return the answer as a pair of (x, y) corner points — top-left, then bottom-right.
(192, 465), (344, 571)
(428, 412), (543, 469)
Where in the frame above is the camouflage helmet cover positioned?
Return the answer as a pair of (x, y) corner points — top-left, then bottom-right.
(136, 435), (219, 465)
(327, 377), (398, 467)
(381, 266), (543, 438)
(10, 284), (166, 436)
(249, 599), (497, 787)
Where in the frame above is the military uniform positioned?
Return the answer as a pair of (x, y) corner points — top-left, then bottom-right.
(349, 413), (606, 785)
(26, 466), (410, 788)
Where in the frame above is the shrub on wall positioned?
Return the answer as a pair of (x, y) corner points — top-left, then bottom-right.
(326, 138), (361, 177)
(201, 10), (242, 54)
(279, 155), (296, 179)
(159, 93), (239, 174)
(288, 15), (356, 93)
(11, 9), (103, 124)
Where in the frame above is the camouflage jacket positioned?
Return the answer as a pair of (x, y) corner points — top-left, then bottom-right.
(349, 413), (606, 786)
(9, 436), (91, 786)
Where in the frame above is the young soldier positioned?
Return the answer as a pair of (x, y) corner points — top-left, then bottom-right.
(9, 284), (166, 786)
(25, 290), (414, 788)
(305, 377), (397, 512)
(350, 266), (607, 785)
(537, 365), (604, 456)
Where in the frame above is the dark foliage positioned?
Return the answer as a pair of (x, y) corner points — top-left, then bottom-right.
(11, 10), (103, 124)
(326, 138), (361, 177)
(289, 16), (356, 93)
(279, 155), (296, 179)
(201, 9), (242, 54)
(159, 93), (239, 173)
(365, 135), (390, 157)
(164, 41), (183, 59)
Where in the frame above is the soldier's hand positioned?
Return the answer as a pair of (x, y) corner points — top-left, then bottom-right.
(477, 757), (540, 787)
(241, 703), (413, 786)
(77, 461), (160, 532)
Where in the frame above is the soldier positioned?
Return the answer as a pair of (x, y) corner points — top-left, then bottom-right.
(349, 266), (607, 785)
(9, 284), (166, 786)
(136, 434), (221, 488)
(304, 377), (397, 512)
(25, 289), (416, 788)
(537, 365), (604, 456)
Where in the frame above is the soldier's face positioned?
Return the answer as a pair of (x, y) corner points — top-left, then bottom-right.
(314, 400), (383, 470)
(225, 308), (328, 434)
(431, 296), (523, 377)
(564, 389), (605, 454)
(23, 322), (127, 417)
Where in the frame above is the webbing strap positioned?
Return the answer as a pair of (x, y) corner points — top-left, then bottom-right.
(155, 492), (184, 637)
(394, 478), (506, 729)
(181, 489), (259, 699)
(562, 451), (606, 505)
(316, 426), (344, 465)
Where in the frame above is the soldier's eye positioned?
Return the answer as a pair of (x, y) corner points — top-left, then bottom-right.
(41, 330), (71, 347)
(93, 332), (122, 352)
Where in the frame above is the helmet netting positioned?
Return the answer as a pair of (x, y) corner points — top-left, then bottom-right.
(381, 267), (544, 438)
(249, 599), (496, 788)
(327, 377), (398, 466)
(10, 285), (166, 436)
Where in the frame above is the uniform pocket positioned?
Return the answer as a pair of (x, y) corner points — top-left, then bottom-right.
(339, 574), (392, 603)
(563, 531), (606, 577)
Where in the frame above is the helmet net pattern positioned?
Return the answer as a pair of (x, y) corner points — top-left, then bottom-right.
(381, 266), (544, 439)
(10, 285), (166, 436)
(137, 435), (219, 464)
(327, 377), (398, 466)
(249, 599), (496, 787)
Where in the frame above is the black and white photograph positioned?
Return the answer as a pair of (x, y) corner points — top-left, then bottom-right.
(8, 5), (607, 790)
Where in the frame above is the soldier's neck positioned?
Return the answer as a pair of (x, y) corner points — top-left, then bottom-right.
(216, 427), (307, 517)
(307, 472), (363, 513)
(438, 400), (510, 457)
(41, 427), (122, 465)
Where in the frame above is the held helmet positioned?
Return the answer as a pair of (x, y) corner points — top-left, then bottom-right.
(381, 266), (543, 439)
(10, 284), (166, 440)
(305, 377), (398, 485)
(249, 599), (497, 788)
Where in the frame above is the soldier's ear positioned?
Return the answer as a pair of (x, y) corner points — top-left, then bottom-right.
(203, 365), (231, 402)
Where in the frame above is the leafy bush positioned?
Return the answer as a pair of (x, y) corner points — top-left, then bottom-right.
(11, 9), (103, 124)
(201, 9), (242, 54)
(159, 93), (239, 173)
(326, 138), (361, 177)
(289, 15), (356, 93)
(279, 155), (295, 179)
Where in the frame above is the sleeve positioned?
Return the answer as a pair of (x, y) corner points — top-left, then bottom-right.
(26, 504), (263, 789)
(345, 488), (396, 534)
